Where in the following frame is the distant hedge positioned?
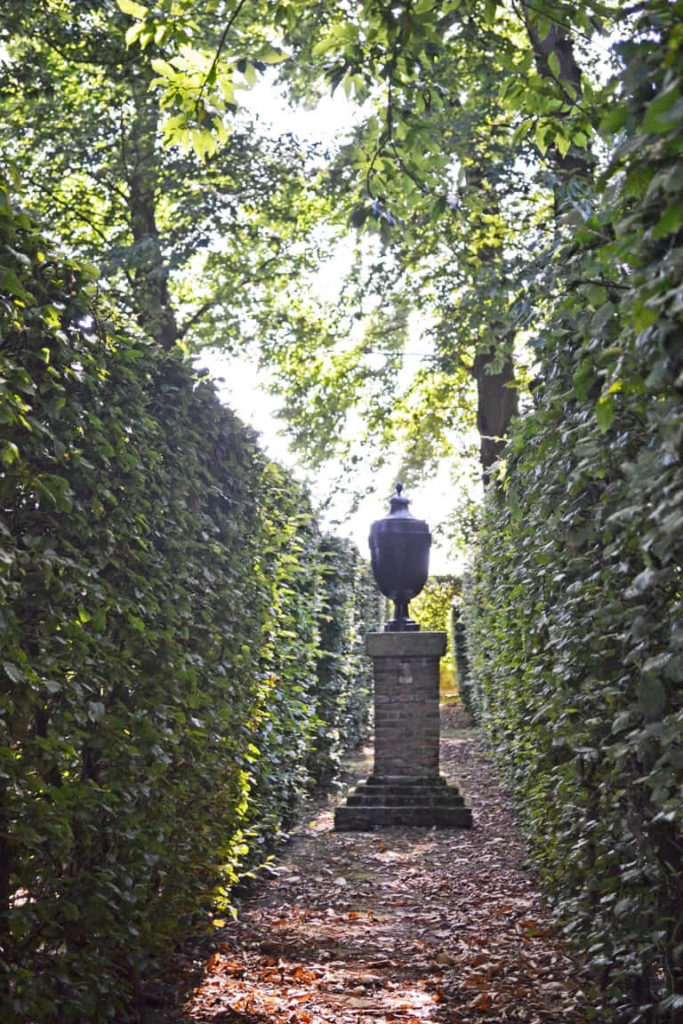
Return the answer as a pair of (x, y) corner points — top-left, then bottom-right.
(0, 181), (377, 1023)
(465, 7), (681, 1021)
(410, 576), (460, 693)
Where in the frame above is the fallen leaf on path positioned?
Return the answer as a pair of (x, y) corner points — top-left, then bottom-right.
(469, 991), (494, 1011)
(173, 706), (590, 1024)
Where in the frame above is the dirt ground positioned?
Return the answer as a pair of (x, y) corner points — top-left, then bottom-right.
(163, 707), (590, 1024)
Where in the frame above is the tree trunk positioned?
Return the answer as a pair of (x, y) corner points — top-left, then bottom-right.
(473, 339), (519, 486)
(523, 7), (594, 187)
(126, 73), (178, 350)
(460, 158), (520, 485)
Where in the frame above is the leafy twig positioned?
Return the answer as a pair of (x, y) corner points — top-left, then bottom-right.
(196, 0), (250, 114)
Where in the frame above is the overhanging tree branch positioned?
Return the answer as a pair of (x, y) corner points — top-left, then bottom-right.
(196, 0), (250, 115)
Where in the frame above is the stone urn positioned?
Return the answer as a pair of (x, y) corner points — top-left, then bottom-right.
(368, 483), (431, 631)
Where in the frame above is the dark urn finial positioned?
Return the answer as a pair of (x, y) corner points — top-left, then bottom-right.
(369, 483), (432, 632)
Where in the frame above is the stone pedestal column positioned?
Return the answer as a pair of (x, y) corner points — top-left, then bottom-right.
(371, 631), (443, 779)
(334, 632), (472, 830)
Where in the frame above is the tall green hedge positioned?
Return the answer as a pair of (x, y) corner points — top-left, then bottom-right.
(241, 511), (381, 860)
(310, 535), (380, 787)
(0, 181), (376, 1022)
(465, 5), (681, 1021)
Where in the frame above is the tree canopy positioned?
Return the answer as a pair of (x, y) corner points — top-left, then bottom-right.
(109, 0), (626, 488)
(0, 0), (631, 512)
(0, 0), (330, 359)
(1, 0), (675, 538)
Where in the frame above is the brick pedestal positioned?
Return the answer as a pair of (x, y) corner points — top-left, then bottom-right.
(334, 632), (472, 830)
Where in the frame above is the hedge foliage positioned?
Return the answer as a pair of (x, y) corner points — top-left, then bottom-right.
(411, 576), (461, 692)
(0, 179), (378, 1023)
(465, 5), (682, 1021)
(310, 535), (380, 786)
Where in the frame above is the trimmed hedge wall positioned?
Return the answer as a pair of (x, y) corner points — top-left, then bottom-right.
(0, 182), (377, 1022)
(411, 576), (461, 693)
(311, 535), (380, 787)
(465, 6), (681, 1021)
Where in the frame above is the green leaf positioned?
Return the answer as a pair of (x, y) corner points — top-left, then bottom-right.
(652, 202), (683, 239)
(598, 107), (627, 135)
(588, 285), (607, 308)
(483, 0), (497, 25)
(534, 121), (549, 155)
(150, 58), (177, 81)
(548, 52), (561, 78)
(555, 132), (570, 158)
(125, 22), (144, 46)
(632, 302), (658, 332)
(257, 46), (288, 65)
(572, 359), (595, 401)
(638, 676), (667, 717)
(117, 0), (148, 17)
(1, 267), (30, 299)
(3, 661), (24, 683)
(312, 25), (351, 57)
(1, 441), (19, 466)
(595, 394), (615, 432)
(644, 86), (681, 134)
(536, 17), (550, 39)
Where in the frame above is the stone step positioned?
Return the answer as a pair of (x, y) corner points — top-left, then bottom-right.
(334, 774), (473, 830)
(334, 803), (473, 830)
(362, 776), (455, 793)
(346, 788), (465, 808)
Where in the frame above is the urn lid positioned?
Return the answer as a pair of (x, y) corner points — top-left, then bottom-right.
(370, 483), (431, 536)
(388, 482), (411, 516)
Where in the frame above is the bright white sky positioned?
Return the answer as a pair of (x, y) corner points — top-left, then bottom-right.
(196, 77), (470, 574)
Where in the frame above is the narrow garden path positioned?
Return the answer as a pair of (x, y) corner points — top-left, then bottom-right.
(173, 708), (590, 1023)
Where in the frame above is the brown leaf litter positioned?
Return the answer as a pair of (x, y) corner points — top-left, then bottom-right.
(156, 706), (590, 1024)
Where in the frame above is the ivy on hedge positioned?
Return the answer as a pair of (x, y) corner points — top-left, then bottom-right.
(465, 5), (682, 1021)
(0, 179), (377, 1023)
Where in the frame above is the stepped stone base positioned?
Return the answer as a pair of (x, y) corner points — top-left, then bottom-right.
(334, 775), (472, 831)
(334, 631), (474, 831)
